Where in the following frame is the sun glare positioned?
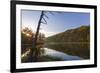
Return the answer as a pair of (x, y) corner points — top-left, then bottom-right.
(26, 33), (30, 36)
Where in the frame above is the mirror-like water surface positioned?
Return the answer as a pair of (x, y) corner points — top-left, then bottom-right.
(43, 48), (83, 60)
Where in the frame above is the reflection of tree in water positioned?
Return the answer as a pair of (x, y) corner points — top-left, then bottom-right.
(21, 27), (45, 62)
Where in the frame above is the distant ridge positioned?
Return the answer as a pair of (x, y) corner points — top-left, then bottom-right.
(46, 25), (90, 43)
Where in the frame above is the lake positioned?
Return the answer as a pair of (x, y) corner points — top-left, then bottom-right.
(43, 48), (83, 60)
(21, 43), (86, 62)
(44, 42), (90, 59)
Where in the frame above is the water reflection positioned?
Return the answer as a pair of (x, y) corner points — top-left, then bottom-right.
(21, 45), (45, 62)
(44, 48), (83, 60)
(21, 42), (89, 62)
(45, 42), (90, 59)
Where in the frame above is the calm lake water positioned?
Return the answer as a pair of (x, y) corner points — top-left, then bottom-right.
(21, 43), (89, 62)
(45, 43), (90, 59)
(43, 48), (83, 60)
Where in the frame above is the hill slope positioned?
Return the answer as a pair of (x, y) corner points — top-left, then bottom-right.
(46, 26), (90, 43)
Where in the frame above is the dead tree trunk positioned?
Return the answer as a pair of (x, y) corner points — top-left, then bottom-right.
(30, 11), (44, 62)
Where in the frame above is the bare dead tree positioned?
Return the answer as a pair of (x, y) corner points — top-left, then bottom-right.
(30, 11), (49, 62)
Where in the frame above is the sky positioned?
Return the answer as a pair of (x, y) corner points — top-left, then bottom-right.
(21, 10), (90, 37)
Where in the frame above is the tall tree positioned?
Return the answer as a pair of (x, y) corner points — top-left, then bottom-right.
(30, 11), (48, 62)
